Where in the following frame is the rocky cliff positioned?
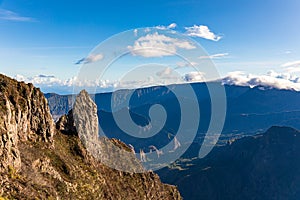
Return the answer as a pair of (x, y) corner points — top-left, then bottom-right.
(0, 74), (181, 199)
(0, 74), (55, 174)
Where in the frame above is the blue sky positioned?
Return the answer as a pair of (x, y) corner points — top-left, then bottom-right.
(1, 0), (300, 93)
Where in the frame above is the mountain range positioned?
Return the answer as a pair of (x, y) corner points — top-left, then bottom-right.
(3, 73), (299, 199)
(157, 126), (300, 200)
(44, 82), (300, 200)
(46, 82), (300, 133)
(45, 82), (300, 154)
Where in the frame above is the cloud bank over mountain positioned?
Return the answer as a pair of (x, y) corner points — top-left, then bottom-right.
(13, 69), (300, 94)
(222, 71), (300, 91)
(14, 74), (114, 94)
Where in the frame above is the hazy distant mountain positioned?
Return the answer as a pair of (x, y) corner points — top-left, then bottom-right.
(157, 126), (300, 200)
(46, 82), (300, 140)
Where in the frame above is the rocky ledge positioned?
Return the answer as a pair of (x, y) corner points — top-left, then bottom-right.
(0, 74), (181, 199)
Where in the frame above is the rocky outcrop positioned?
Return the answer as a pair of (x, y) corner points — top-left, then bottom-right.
(70, 90), (145, 173)
(72, 90), (99, 147)
(56, 109), (76, 135)
(0, 74), (181, 199)
(0, 74), (54, 173)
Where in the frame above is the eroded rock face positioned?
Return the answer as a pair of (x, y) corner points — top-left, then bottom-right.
(0, 74), (55, 173)
(0, 75), (182, 199)
(69, 90), (146, 173)
(72, 90), (99, 147)
(56, 109), (76, 135)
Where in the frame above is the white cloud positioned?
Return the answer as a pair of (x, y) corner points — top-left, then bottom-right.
(0, 9), (35, 22)
(267, 70), (299, 82)
(15, 74), (64, 85)
(133, 29), (138, 37)
(13, 73), (183, 94)
(199, 53), (229, 59)
(14, 69), (300, 95)
(15, 74), (80, 88)
(76, 53), (104, 64)
(183, 71), (205, 82)
(12, 70), (204, 94)
(155, 23), (177, 30)
(285, 50), (292, 54)
(144, 27), (151, 33)
(176, 61), (198, 68)
(222, 71), (300, 91)
(154, 68), (183, 85)
(14, 74), (116, 94)
(185, 25), (222, 41)
(281, 60), (300, 68)
(156, 67), (173, 77)
(128, 32), (196, 57)
(280, 60), (300, 73)
(168, 23), (177, 29)
(286, 67), (300, 73)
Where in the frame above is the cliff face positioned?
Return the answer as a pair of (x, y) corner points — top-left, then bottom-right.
(0, 74), (55, 173)
(0, 74), (181, 199)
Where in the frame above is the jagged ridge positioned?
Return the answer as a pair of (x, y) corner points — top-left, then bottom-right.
(0, 74), (181, 199)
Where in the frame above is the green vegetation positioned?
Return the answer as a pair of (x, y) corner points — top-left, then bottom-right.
(8, 165), (21, 180)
